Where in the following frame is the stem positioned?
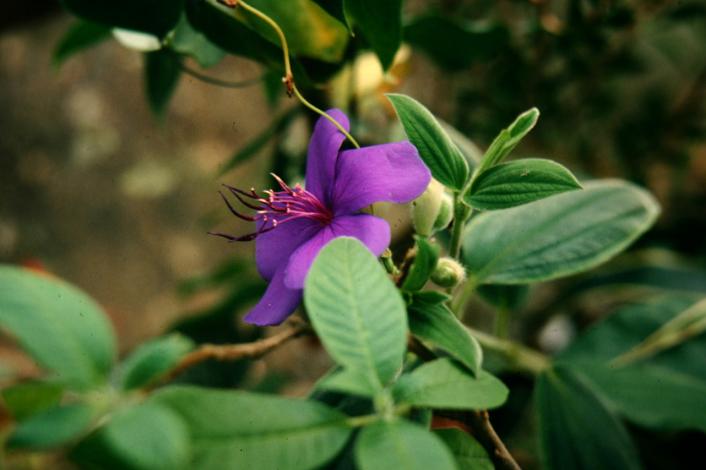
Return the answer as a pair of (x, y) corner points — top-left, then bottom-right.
(466, 326), (550, 376)
(292, 84), (360, 148)
(448, 193), (470, 259)
(381, 248), (400, 276)
(495, 306), (511, 339)
(180, 63), (263, 88)
(451, 276), (477, 317)
(467, 410), (522, 470)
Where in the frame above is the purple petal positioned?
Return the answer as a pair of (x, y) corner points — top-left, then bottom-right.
(255, 216), (323, 281)
(331, 142), (431, 215)
(283, 214), (391, 289)
(305, 109), (350, 204)
(244, 268), (302, 326)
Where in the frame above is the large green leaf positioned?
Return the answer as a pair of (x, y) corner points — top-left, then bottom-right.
(462, 180), (660, 284)
(355, 420), (457, 470)
(475, 108), (539, 175)
(170, 15), (225, 68)
(435, 428), (493, 470)
(154, 386), (352, 470)
(402, 236), (440, 292)
(535, 367), (640, 470)
(393, 358), (508, 410)
(53, 20), (111, 66)
(465, 158), (581, 210)
(119, 334), (194, 390)
(61, 0), (183, 38)
(388, 94), (470, 191)
(145, 50), (182, 118)
(344, 0), (402, 69)
(8, 403), (95, 450)
(0, 266), (116, 389)
(1, 381), (63, 421)
(408, 295), (482, 375)
(304, 238), (407, 391)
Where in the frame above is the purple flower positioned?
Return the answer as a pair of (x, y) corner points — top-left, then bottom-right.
(213, 110), (431, 326)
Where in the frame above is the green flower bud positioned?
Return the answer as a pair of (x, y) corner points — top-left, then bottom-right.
(431, 257), (466, 288)
(433, 191), (454, 231)
(410, 179), (444, 237)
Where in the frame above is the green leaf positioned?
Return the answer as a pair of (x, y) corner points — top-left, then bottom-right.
(408, 296), (482, 375)
(388, 94), (470, 191)
(434, 428), (493, 470)
(465, 158), (582, 210)
(344, 0), (402, 69)
(61, 0), (184, 38)
(535, 367), (640, 470)
(393, 358), (508, 410)
(0, 266), (116, 389)
(305, 238), (407, 391)
(8, 403), (95, 450)
(402, 236), (440, 292)
(170, 15), (225, 68)
(314, 368), (378, 398)
(53, 20), (111, 66)
(476, 108), (540, 175)
(119, 334), (194, 390)
(405, 15), (508, 71)
(154, 386), (352, 470)
(355, 420), (457, 470)
(72, 402), (190, 470)
(1, 381), (63, 421)
(145, 50), (181, 118)
(462, 180), (660, 284)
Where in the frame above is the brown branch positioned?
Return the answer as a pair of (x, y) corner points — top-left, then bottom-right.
(467, 410), (522, 470)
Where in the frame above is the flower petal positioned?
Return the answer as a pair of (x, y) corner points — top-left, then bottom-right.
(244, 268), (302, 326)
(283, 214), (391, 289)
(331, 142), (431, 214)
(305, 109), (350, 204)
(255, 216), (323, 281)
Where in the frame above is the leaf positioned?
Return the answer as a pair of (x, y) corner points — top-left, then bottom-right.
(393, 358), (508, 410)
(388, 94), (470, 191)
(304, 238), (407, 391)
(355, 420), (457, 470)
(60, 0), (184, 38)
(154, 386), (352, 470)
(465, 158), (581, 210)
(462, 180), (660, 284)
(343, 0), (402, 69)
(1, 381), (63, 421)
(72, 402), (191, 470)
(0, 266), (116, 390)
(170, 15), (225, 68)
(8, 403), (94, 450)
(53, 20), (111, 66)
(119, 334), (194, 390)
(402, 236), (440, 292)
(535, 367), (640, 470)
(145, 50), (182, 118)
(314, 368), (378, 398)
(408, 295), (482, 375)
(476, 108), (540, 175)
(405, 15), (508, 71)
(434, 428), (493, 470)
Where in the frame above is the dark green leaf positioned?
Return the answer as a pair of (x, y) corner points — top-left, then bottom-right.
(344, 0), (402, 69)
(0, 266), (116, 389)
(154, 386), (352, 470)
(61, 0), (183, 38)
(8, 403), (94, 450)
(535, 367), (640, 470)
(393, 358), (508, 410)
(476, 108), (540, 175)
(388, 94), (470, 191)
(53, 20), (111, 66)
(119, 334), (194, 390)
(435, 428), (493, 470)
(145, 50), (181, 118)
(462, 180), (660, 284)
(1, 382), (63, 421)
(408, 296), (482, 375)
(465, 158), (581, 210)
(402, 236), (440, 292)
(170, 15), (225, 68)
(355, 420), (456, 470)
(305, 238), (407, 391)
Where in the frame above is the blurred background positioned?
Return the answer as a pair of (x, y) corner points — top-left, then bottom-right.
(2, 0), (706, 468)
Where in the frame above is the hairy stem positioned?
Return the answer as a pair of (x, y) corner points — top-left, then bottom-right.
(467, 326), (551, 375)
(448, 193), (470, 259)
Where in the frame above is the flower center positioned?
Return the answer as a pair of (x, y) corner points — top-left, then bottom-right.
(210, 173), (333, 242)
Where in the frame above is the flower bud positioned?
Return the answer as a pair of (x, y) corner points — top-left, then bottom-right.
(411, 179), (444, 237)
(431, 257), (466, 288)
(433, 191), (454, 231)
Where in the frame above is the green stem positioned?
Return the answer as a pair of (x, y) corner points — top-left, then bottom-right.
(466, 326), (550, 376)
(448, 194), (470, 259)
(495, 306), (511, 339)
(292, 84), (360, 148)
(451, 276), (477, 317)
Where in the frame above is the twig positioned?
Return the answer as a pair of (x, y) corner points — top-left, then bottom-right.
(467, 410), (522, 470)
(180, 63), (263, 89)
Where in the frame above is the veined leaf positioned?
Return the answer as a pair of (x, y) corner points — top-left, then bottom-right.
(393, 358), (508, 410)
(119, 334), (194, 390)
(476, 108), (539, 175)
(388, 94), (470, 191)
(465, 158), (581, 210)
(305, 238), (407, 391)
(462, 180), (660, 284)
(435, 428), (493, 470)
(344, 0), (403, 69)
(8, 403), (95, 450)
(402, 236), (440, 292)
